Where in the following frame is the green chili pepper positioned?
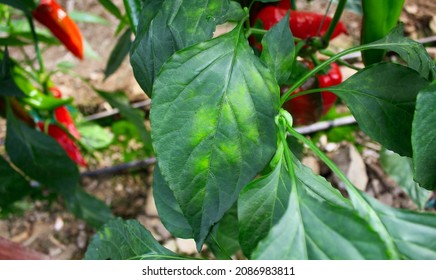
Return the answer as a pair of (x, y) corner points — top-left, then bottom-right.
(12, 70), (72, 110)
(361, 0), (405, 65)
(21, 89), (73, 110)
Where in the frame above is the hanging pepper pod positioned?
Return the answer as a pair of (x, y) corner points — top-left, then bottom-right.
(49, 87), (80, 139)
(32, 0), (84, 59)
(37, 121), (87, 166)
(361, 0), (405, 65)
(318, 62), (342, 114)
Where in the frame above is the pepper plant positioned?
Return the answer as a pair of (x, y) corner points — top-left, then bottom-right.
(83, 0), (436, 260)
(0, 0), (116, 226)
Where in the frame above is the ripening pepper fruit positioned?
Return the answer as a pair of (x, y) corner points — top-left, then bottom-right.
(37, 121), (87, 166)
(318, 62), (342, 114)
(255, 6), (347, 41)
(32, 0), (84, 59)
(282, 62), (343, 125)
(49, 87), (81, 139)
(36, 87), (86, 166)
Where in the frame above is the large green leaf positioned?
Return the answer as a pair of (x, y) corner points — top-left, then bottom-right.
(241, 149), (389, 259)
(362, 193), (436, 259)
(0, 156), (31, 212)
(64, 188), (114, 229)
(412, 81), (436, 189)
(104, 29), (132, 79)
(364, 24), (436, 81)
(154, 164), (240, 259)
(380, 150), (431, 209)
(85, 218), (181, 260)
(153, 165), (193, 239)
(151, 25), (279, 249)
(130, 0), (231, 96)
(329, 63), (430, 157)
(95, 89), (151, 149)
(238, 154), (291, 257)
(261, 11), (294, 85)
(5, 102), (79, 196)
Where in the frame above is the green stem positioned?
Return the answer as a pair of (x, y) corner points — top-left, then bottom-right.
(319, 49), (363, 71)
(249, 28), (267, 35)
(280, 44), (370, 105)
(290, 0), (297, 10)
(26, 14), (45, 75)
(321, 0), (347, 48)
(278, 117), (297, 187)
(287, 127), (353, 189)
(284, 87), (326, 102)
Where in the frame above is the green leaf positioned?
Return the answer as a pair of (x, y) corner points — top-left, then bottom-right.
(412, 81), (436, 189)
(69, 11), (109, 25)
(380, 149), (431, 209)
(95, 89), (151, 150)
(130, 0), (231, 96)
(77, 122), (114, 150)
(238, 155), (290, 257)
(329, 63), (430, 157)
(85, 218), (180, 260)
(152, 165), (193, 239)
(151, 25), (279, 249)
(0, 36), (31, 46)
(64, 188), (114, 229)
(98, 0), (123, 20)
(0, 0), (35, 11)
(0, 156), (31, 212)
(241, 148), (389, 259)
(261, 11), (294, 85)
(363, 193), (436, 259)
(104, 29), (132, 79)
(206, 204), (240, 259)
(5, 102), (79, 196)
(217, 1), (245, 23)
(293, 154), (351, 209)
(365, 24), (436, 81)
(123, 0), (142, 34)
(289, 124), (436, 260)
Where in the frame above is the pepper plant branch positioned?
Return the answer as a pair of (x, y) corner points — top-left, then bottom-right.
(26, 14), (45, 75)
(321, 0), (347, 48)
(285, 87), (326, 102)
(290, 0), (297, 10)
(280, 43), (374, 105)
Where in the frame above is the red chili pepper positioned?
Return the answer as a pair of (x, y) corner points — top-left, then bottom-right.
(49, 87), (81, 139)
(282, 76), (323, 126)
(318, 62), (342, 114)
(282, 62), (343, 125)
(32, 0), (84, 59)
(255, 7), (347, 41)
(37, 122), (87, 166)
(35, 87), (86, 166)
